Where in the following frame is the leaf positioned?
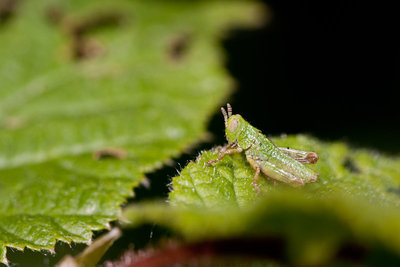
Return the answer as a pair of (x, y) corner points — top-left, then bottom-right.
(0, 0), (265, 263)
(170, 135), (400, 208)
(58, 228), (121, 267)
(123, 193), (400, 265)
(123, 135), (400, 265)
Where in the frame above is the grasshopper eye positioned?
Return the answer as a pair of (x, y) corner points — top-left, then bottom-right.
(228, 117), (238, 132)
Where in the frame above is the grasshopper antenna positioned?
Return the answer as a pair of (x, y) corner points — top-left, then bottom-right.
(221, 107), (228, 128)
(227, 103), (232, 117)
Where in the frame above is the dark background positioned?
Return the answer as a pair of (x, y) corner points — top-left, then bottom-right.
(218, 0), (400, 153)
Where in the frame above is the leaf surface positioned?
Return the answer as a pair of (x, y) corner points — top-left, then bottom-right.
(124, 135), (400, 265)
(0, 0), (264, 263)
(170, 135), (400, 207)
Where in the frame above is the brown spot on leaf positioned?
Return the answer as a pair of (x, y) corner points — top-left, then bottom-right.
(93, 147), (127, 160)
(0, 0), (19, 25)
(64, 11), (128, 60)
(72, 37), (104, 60)
(168, 34), (191, 62)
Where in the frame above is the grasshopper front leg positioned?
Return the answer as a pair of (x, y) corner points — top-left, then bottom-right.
(207, 143), (243, 165)
(208, 144), (262, 194)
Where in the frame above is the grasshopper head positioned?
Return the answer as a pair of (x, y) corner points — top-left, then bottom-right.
(225, 114), (245, 143)
(220, 104), (245, 144)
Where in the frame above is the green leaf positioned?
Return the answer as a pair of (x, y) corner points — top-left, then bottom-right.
(170, 135), (400, 207)
(123, 135), (400, 265)
(58, 228), (121, 267)
(170, 150), (265, 208)
(123, 192), (400, 265)
(0, 0), (265, 263)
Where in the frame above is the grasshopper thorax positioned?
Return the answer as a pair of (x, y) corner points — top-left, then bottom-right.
(225, 114), (245, 144)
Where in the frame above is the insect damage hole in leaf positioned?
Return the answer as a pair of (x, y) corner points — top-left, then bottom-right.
(64, 10), (128, 60)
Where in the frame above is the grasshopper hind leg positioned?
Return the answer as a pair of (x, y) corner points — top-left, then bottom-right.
(279, 147), (319, 164)
(246, 156), (262, 194)
(252, 166), (261, 194)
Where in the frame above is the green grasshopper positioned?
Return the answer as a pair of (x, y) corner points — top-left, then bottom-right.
(207, 104), (319, 193)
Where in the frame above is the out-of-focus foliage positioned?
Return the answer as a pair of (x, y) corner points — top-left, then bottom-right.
(0, 0), (264, 263)
(123, 135), (400, 265)
(58, 228), (121, 267)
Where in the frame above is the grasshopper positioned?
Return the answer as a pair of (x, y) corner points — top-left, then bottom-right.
(207, 104), (319, 193)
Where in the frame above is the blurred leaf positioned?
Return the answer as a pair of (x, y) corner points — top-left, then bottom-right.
(0, 0), (265, 263)
(123, 135), (400, 265)
(124, 192), (400, 265)
(58, 228), (121, 267)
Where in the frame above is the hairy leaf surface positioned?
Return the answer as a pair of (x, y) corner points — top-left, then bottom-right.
(170, 135), (400, 207)
(124, 135), (400, 265)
